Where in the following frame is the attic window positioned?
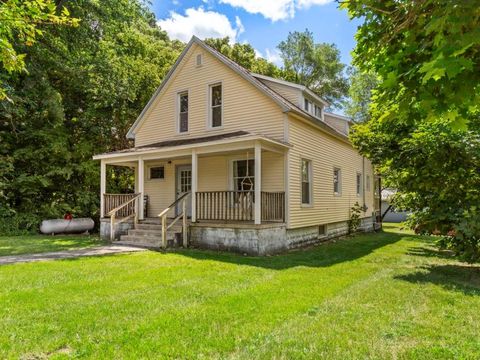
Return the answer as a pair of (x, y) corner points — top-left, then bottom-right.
(196, 54), (203, 66)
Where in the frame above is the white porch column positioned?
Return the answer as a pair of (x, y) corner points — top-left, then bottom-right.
(254, 141), (262, 225)
(100, 160), (106, 218)
(138, 157), (145, 220)
(191, 149), (198, 222)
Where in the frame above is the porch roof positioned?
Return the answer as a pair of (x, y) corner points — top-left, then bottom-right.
(92, 131), (290, 161)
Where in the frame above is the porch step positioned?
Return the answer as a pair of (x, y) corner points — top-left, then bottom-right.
(135, 223), (186, 232)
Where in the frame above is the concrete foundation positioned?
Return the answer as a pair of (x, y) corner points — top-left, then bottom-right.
(190, 217), (377, 256)
(100, 218), (134, 241)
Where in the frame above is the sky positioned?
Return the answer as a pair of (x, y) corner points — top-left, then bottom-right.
(150, 0), (361, 67)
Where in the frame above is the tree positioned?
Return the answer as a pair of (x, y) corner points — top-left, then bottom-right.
(277, 29), (349, 107)
(0, 0), (79, 99)
(341, 1), (480, 261)
(0, 0), (182, 233)
(204, 37), (282, 77)
(344, 67), (378, 123)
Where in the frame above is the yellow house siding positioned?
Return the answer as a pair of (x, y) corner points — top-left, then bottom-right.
(135, 43), (285, 147)
(288, 116), (375, 229)
(143, 150), (285, 217)
(257, 79), (301, 107)
(324, 113), (349, 134)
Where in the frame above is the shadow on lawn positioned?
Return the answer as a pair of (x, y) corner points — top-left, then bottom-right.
(396, 264), (480, 296)
(178, 230), (406, 270)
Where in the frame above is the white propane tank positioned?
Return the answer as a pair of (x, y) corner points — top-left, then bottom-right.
(40, 218), (95, 235)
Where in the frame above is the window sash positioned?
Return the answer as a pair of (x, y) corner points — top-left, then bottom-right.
(356, 173), (362, 195)
(333, 168), (341, 194)
(178, 92), (188, 133)
(210, 84), (222, 127)
(150, 166), (165, 179)
(232, 160), (255, 191)
(301, 159), (312, 204)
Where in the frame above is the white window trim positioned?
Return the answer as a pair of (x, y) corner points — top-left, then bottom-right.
(196, 53), (203, 67)
(333, 167), (342, 196)
(228, 157), (255, 192)
(207, 81), (224, 130)
(147, 164), (166, 181)
(175, 89), (189, 135)
(356, 172), (363, 197)
(301, 158), (313, 207)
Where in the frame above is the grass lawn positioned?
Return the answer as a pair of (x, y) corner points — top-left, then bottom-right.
(1, 224), (479, 359)
(0, 234), (104, 257)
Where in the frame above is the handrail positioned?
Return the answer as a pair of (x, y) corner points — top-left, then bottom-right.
(158, 192), (191, 248)
(107, 193), (141, 217)
(108, 193), (141, 241)
(157, 192), (190, 218)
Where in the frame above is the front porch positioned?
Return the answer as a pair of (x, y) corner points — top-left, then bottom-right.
(94, 133), (289, 250)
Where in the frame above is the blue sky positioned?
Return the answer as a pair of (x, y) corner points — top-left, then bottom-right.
(150, 0), (360, 67)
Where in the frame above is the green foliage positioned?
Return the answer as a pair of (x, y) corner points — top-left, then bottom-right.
(342, 1), (480, 260)
(0, 0), (182, 230)
(204, 37), (282, 77)
(344, 67), (379, 122)
(0, 213), (40, 235)
(277, 29), (349, 107)
(348, 201), (362, 234)
(0, 0), (79, 99)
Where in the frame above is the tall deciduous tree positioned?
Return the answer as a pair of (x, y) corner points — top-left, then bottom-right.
(204, 37), (282, 77)
(341, 0), (480, 261)
(0, 0), (182, 232)
(344, 67), (378, 123)
(277, 29), (349, 107)
(0, 0), (79, 99)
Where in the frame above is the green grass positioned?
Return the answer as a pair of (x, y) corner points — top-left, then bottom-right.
(1, 224), (479, 359)
(0, 234), (104, 256)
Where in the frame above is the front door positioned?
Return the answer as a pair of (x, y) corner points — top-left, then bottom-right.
(176, 165), (192, 217)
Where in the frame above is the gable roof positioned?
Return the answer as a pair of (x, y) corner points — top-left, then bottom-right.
(126, 36), (349, 142)
(251, 73), (330, 107)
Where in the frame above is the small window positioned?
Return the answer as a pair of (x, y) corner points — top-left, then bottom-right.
(315, 105), (322, 118)
(196, 54), (203, 66)
(333, 168), (341, 195)
(150, 166), (165, 180)
(178, 92), (188, 133)
(210, 84), (222, 128)
(356, 172), (362, 196)
(318, 224), (326, 236)
(366, 175), (371, 192)
(301, 159), (312, 204)
(232, 159), (254, 191)
(304, 98), (309, 112)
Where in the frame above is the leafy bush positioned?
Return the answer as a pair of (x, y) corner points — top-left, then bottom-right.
(0, 213), (41, 236)
(348, 202), (362, 234)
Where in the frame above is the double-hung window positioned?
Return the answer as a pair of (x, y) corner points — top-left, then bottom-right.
(210, 83), (222, 128)
(301, 159), (312, 205)
(333, 168), (341, 195)
(356, 172), (362, 196)
(232, 159), (254, 191)
(315, 105), (322, 119)
(178, 92), (188, 133)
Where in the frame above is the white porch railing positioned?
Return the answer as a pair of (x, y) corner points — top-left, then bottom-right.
(105, 193), (142, 241)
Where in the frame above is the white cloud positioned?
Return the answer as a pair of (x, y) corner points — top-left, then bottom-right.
(265, 48), (282, 66)
(297, 0), (332, 8)
(157, 7), (244, 43)
(219, 0), (332, 21)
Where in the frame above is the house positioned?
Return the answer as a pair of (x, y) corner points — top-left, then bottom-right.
(93, 36), (381, 255)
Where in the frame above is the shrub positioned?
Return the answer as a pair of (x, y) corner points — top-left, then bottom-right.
(0, 213), (41, 236)
(348, 202), (363, 234)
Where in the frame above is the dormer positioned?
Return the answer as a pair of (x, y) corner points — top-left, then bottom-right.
(252, 73), (328, 122)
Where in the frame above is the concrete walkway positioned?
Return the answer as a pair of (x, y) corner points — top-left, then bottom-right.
(0, 245), (146, 266)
